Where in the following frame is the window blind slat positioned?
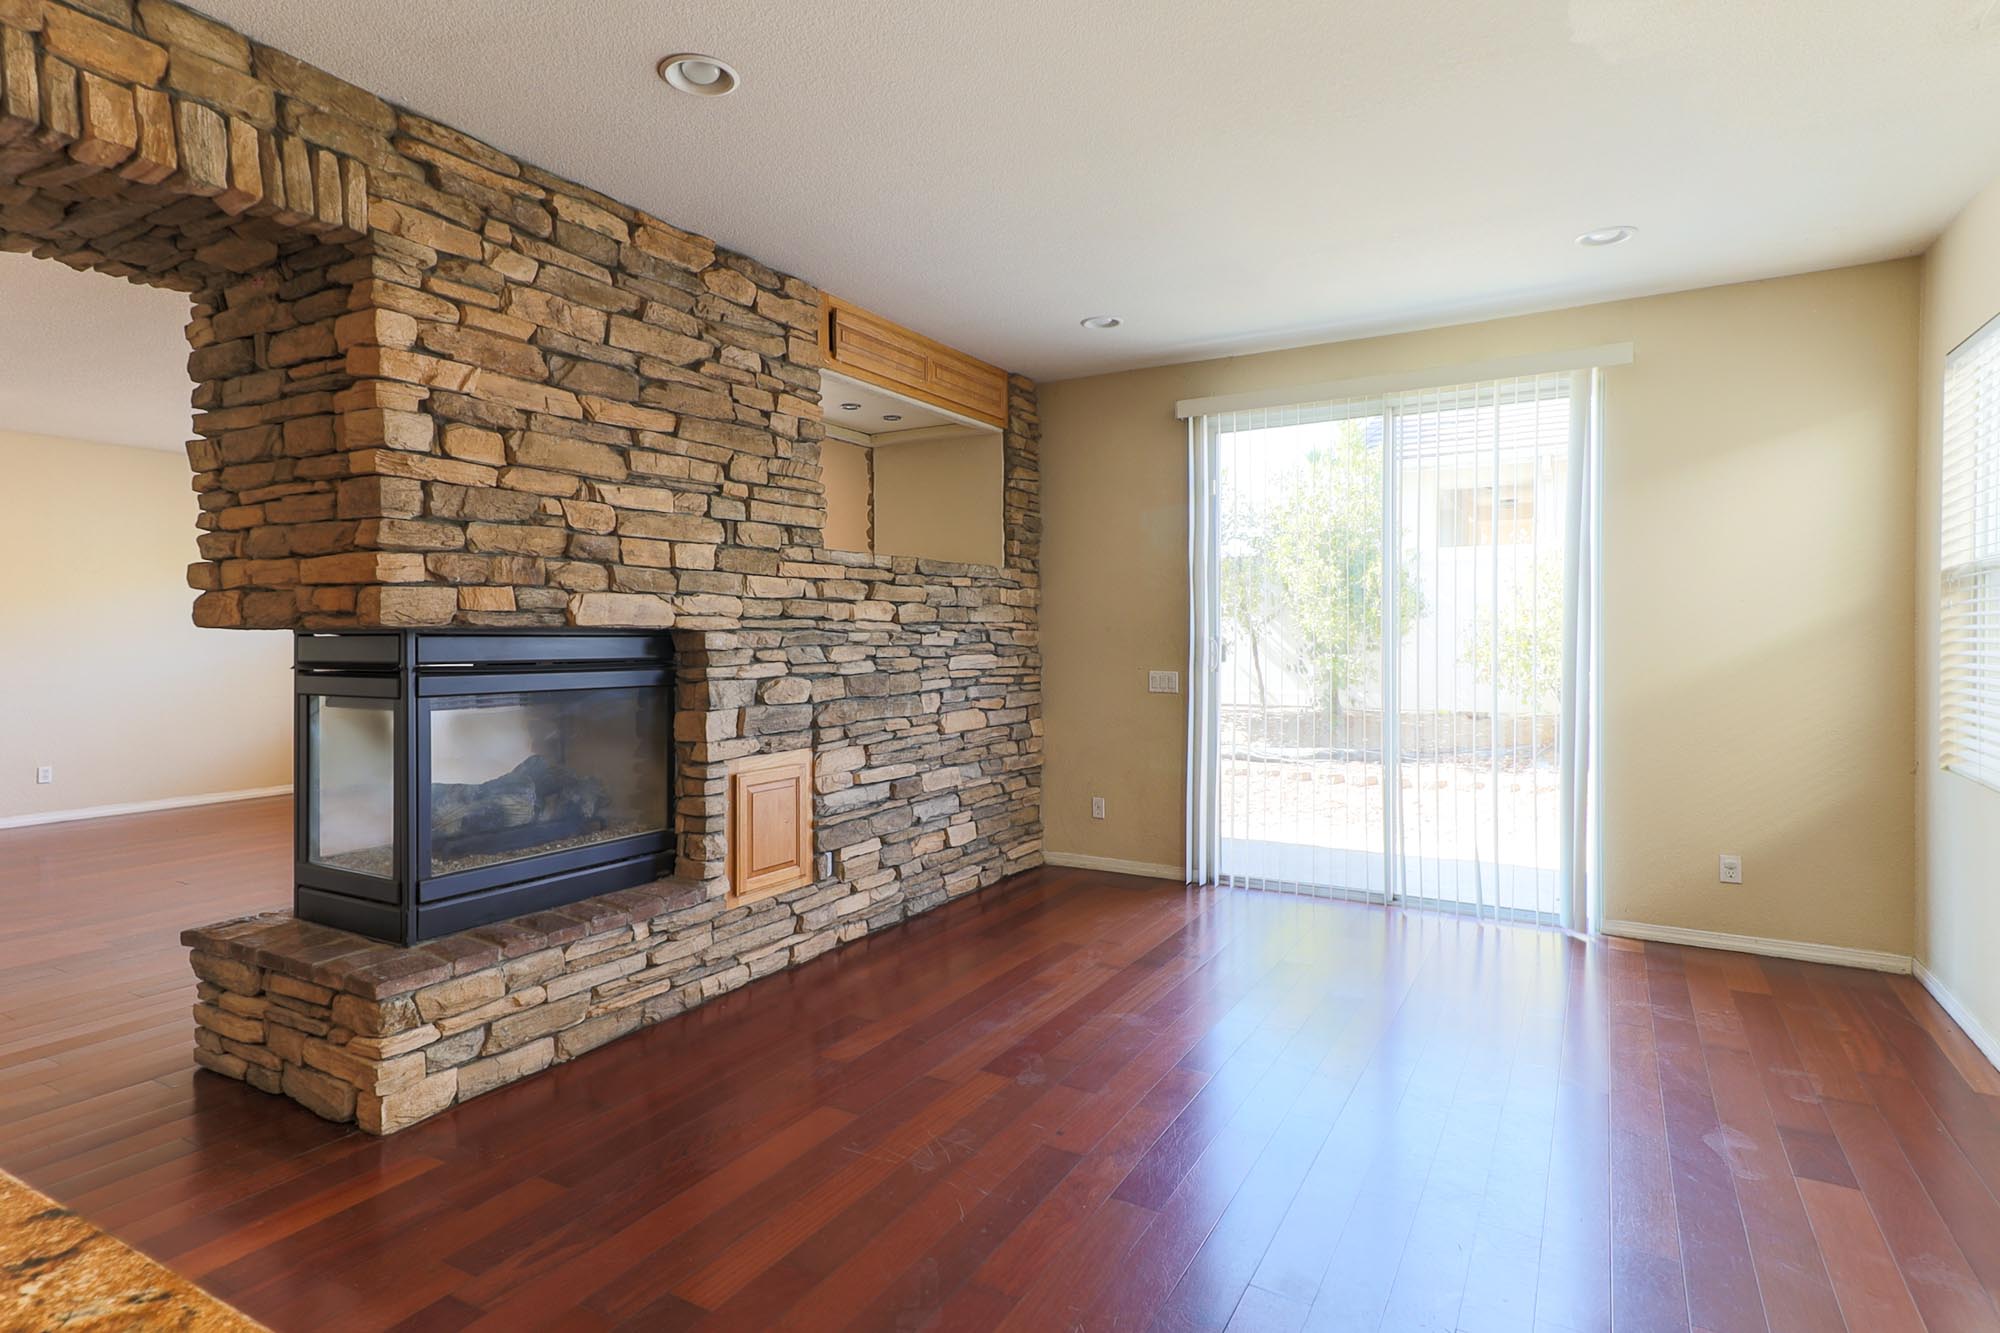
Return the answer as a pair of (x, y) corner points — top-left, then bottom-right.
(1940, 313), (2000, 790)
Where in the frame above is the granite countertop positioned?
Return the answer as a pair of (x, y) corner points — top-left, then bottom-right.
(0, 1169), (266, 1331)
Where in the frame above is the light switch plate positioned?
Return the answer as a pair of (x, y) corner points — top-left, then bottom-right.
(1147, 670), (1180, 694)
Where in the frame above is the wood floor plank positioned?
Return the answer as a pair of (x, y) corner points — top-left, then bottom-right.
(1863, 1070), (2000, 1310)
(1607, 946), (1690, 1333)
(1821, 1095), (2000, 1332)
(1645, 952), (1765, 1333)
(9, 802), (2000, 1332)
(452, 1108), (854, 1325)
(1700, 1043), (1844, 1333)
(1795, 1179), (1925, 1333)
(1855, 989), (2000, 1206)
(840, 1142), (1081, 1332)
(1888, 975), (2000, 1097)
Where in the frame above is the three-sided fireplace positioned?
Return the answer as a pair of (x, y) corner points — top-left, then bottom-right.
(292, 630), (676, 945)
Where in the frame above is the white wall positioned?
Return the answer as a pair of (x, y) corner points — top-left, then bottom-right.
(1042, 262), (1921, 957)
(1917, 176), (2000, 1043)
(0, 431), (292, 822)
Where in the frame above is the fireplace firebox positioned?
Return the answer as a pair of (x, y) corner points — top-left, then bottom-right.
(292, 630), (675, 945)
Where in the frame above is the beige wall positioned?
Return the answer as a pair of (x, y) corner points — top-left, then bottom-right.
(1042, 261), (1920, 955)
(821, 436), (873, 553)
(873, 427), (1006, 567)
(0, 431), (292, 821)
(1917, 178), (2000, 1038)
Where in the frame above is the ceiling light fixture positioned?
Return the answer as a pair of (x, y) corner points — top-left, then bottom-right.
(882, 414), (902, 422)
(838, 402), (860, 411)
(1080, 315), (1123, 330)
(657, 53), (740, 97)
(1575, 225), (1638, 247)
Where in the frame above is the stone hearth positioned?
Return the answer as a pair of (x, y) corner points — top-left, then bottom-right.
(185, 878), (727, 1133)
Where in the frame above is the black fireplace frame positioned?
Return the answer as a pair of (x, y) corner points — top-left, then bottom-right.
(292, 629), (676, 945)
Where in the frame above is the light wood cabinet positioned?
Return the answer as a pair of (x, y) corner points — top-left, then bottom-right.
(818, 293), (1009, 428)
(728, 749), (814, 903)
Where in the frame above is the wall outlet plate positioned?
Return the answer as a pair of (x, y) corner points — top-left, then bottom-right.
(35, 765), (52, 785)
(1091, 796), (1106, 819)
(1147, 670), (1180, 694)
(1719, 854), (1743, 885)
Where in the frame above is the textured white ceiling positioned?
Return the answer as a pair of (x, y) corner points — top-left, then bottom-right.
(178, 1), (2000, 380)
(0, 252), (194, 451)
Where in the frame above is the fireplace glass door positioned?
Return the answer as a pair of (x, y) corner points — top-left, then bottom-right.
(424, 685), (669, 879)
(307, 696), (396, 879)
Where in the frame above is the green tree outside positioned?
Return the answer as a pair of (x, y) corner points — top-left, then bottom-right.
(1465, 554), (1565, 707)
(1222, 419), (1419, 718)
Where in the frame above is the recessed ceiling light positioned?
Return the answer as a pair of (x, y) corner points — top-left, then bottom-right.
(838, 402), (860, 411)
(882, 414), (903, 422)
(657, 53), (739, 97)
(1080, 315), (1123, 330)
(1576, 225), (1637, 247)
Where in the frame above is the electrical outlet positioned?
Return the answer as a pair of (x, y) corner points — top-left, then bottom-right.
(35, 765), (52, 785)
(1091, 796), (1106, 820)
(1147, 670), (1180, 694)
(1719, 853), (1743, 885)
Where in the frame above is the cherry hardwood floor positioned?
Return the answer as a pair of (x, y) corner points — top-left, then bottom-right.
(5, 799), (2000, 1331)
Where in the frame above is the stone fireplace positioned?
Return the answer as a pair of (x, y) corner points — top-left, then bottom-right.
(2, 0), (1044, 1133)
(294, 628), (676, 945)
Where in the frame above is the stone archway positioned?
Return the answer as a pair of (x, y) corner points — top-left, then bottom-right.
(1, 1), (376, 627)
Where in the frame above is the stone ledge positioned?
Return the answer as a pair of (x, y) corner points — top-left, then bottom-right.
(180, 873), (761, 1132)
(181, 877), (709, 1000)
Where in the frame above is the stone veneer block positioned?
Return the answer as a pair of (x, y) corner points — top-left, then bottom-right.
(182, 876), (745, 1132)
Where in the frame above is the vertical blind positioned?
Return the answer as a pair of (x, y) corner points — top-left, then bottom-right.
(1942, 313), (2000, 790)
(1186, 367), (1601, 927)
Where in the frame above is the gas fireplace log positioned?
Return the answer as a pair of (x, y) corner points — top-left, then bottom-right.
(430, 754), (613, 852)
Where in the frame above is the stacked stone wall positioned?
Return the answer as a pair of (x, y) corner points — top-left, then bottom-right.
(4, 0), (1045, 1130)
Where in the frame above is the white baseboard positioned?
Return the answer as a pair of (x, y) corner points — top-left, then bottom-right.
(1914, 960), (2000, 1074)
(1043, 851), (1188, 882)
(0, 785), (292, 831)
(1600, 918), (1912, 974)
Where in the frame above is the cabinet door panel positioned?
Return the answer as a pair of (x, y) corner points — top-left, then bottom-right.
(927, 350), (1009, 423)
(828, 306), (930, 394)
(729, 749), (813, 903)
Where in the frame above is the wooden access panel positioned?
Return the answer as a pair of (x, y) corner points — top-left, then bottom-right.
(729, 749), (814, 903)
(818, 293), (1009, 428)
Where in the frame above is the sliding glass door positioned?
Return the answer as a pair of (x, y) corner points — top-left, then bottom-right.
(1195, 371), (1594, 924)
(1213, 403), (1394, 901)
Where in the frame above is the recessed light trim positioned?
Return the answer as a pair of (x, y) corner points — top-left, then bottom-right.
(882, 414), (902, 422)
(838, 402), (861, 411)
(1576, 225), (1638, 248)
(658, 53), (740, 97)
(1080, 315), (1123, 330)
